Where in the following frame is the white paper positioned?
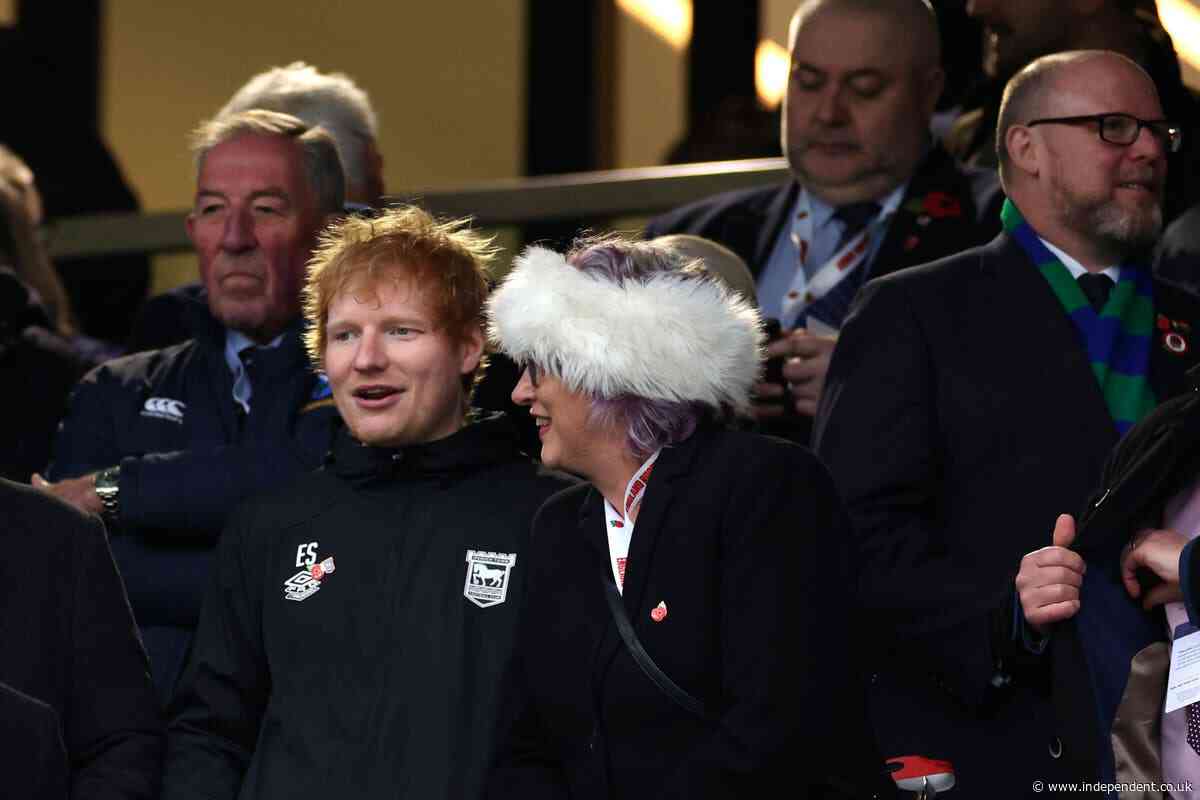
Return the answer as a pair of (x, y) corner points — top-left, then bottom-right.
(1165, 630), (1200, 714)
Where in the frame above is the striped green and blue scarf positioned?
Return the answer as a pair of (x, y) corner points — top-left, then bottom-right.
(1001, 198), (1156, 434)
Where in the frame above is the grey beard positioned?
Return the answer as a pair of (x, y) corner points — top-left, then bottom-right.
(1090, 200), (1163, 258)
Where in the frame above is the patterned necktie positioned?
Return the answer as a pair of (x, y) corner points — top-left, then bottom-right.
(234, 346), (258, 415)
(833, 201), (882, 251)
(802, 202), (882, 329)
(1077, 273), (1114, 312)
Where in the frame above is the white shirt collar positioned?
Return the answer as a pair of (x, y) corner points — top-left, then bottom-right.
(1038, 237), (1121, 284)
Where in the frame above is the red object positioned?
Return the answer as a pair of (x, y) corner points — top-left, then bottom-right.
(887, 755), (955, 793)
(650, 602), (667, 622)
(904, 234), (921, 252)
(311, 564), (325, 580)
(922, 191), (962, 219)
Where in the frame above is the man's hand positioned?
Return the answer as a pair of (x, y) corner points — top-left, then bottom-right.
(1016, 514), (1086, 634)
(31, 472), (104, 516)
(1121, 527), (1187, 609)
(754, 328), (837, 418)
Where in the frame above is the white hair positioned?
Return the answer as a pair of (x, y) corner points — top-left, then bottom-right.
(219, 62), (378, 199)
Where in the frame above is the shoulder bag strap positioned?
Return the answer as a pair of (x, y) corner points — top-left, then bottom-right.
(601, 575), (709, 720)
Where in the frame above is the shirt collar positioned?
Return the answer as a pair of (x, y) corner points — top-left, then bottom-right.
(801, 182), (909, 235)
(223, 328), (286, 375)
(1038, 237), (1121, 284)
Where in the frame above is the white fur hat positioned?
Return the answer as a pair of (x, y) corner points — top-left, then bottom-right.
(486, 244), (764, 411)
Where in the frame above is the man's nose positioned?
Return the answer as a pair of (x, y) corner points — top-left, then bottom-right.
(813, 83), (847, 126)
(353, 330), (387, 371)
(220, 207), (256, 252)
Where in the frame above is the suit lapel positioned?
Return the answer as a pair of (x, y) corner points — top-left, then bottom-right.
(872, 146), (983, 280)
(746, 182), (798, 278)
(1148, 280), (1200, 402)
(618, 434), (704, 618)
(587, 432), (705, 690)
(987, 234), (1118, 446)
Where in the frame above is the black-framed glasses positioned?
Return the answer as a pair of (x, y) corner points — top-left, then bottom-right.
(1026, 113), (1183, 153)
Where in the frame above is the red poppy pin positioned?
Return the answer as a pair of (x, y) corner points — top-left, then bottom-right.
(650, 601), (668, 622)
(1158, 314), (1191, 355)
(921, 191), (963, 220)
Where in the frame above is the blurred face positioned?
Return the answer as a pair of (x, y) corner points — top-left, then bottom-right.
(967, 0), (1072, 80)
(511, 366), (618, 478)
(782, 6), (943, 205)
(323, 270), (483, 448)
(187, 133), (327, 343)
(1031, 60), (1168, 257)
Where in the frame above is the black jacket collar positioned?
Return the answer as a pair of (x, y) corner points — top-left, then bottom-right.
(327, 413), (526, 486)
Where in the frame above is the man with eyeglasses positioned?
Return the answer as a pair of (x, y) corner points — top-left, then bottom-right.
(813, 50), (1200, 797)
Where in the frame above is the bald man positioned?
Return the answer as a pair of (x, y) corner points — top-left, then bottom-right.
(647, 0), (1001, 443)
(949, 0), (1199, 219)
(814, 51), (1200, 795)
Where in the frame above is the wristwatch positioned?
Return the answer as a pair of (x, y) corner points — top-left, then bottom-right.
(94, 465), (121, 521)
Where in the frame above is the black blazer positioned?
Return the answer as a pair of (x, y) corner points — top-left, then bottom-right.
(486, 427), (895, 800)
(644, 144), (1003, 284)
(812, 234), (1200, 796)
(0, 479), (163, 798)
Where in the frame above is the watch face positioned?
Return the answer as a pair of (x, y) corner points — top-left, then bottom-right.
(95, 469), (119, 495)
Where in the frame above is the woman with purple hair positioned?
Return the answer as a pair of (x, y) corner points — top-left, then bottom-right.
(484, 236), (892, 799)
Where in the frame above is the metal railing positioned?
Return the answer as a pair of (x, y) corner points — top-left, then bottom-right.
(44, 157), (791, 261)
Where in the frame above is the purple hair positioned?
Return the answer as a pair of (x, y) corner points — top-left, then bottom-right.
(563, 235), (724, 461)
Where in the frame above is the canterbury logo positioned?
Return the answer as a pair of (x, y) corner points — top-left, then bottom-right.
(141, 397), (185, 423)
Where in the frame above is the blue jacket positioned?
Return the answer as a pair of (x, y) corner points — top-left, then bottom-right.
(48, 300), (338, 700)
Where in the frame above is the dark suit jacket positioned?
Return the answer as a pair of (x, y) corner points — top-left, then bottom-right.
(1, 479), (163, 798)
(644, 145), (1002, 284)
(645, 145), (1003, 444)
(0, 681), (68, 800)
(812, 233), (1200, 797)
(487, 426), (895, 800)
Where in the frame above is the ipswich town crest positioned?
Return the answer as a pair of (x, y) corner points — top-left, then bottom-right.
(463, 550), (517, 608)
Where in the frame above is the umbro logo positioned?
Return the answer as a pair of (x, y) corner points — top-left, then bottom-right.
(141, 397), (185, 423)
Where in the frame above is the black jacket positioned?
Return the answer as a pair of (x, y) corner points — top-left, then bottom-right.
(0, 478), (162, 799)
(813, 233), (1200, 796)
(487, 426), (895, 800)
(1042, 367), (1200, 787)
(164, 415), (576, 800)
(47, 310), (339, 699)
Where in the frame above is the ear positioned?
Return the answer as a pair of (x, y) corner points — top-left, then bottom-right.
(459, 324), (485, 376)
(1005, 124), (1040, 178)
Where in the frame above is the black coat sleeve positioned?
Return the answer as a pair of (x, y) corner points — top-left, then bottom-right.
(162, 503), (270, 798)
(67, 513), (164, 800)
